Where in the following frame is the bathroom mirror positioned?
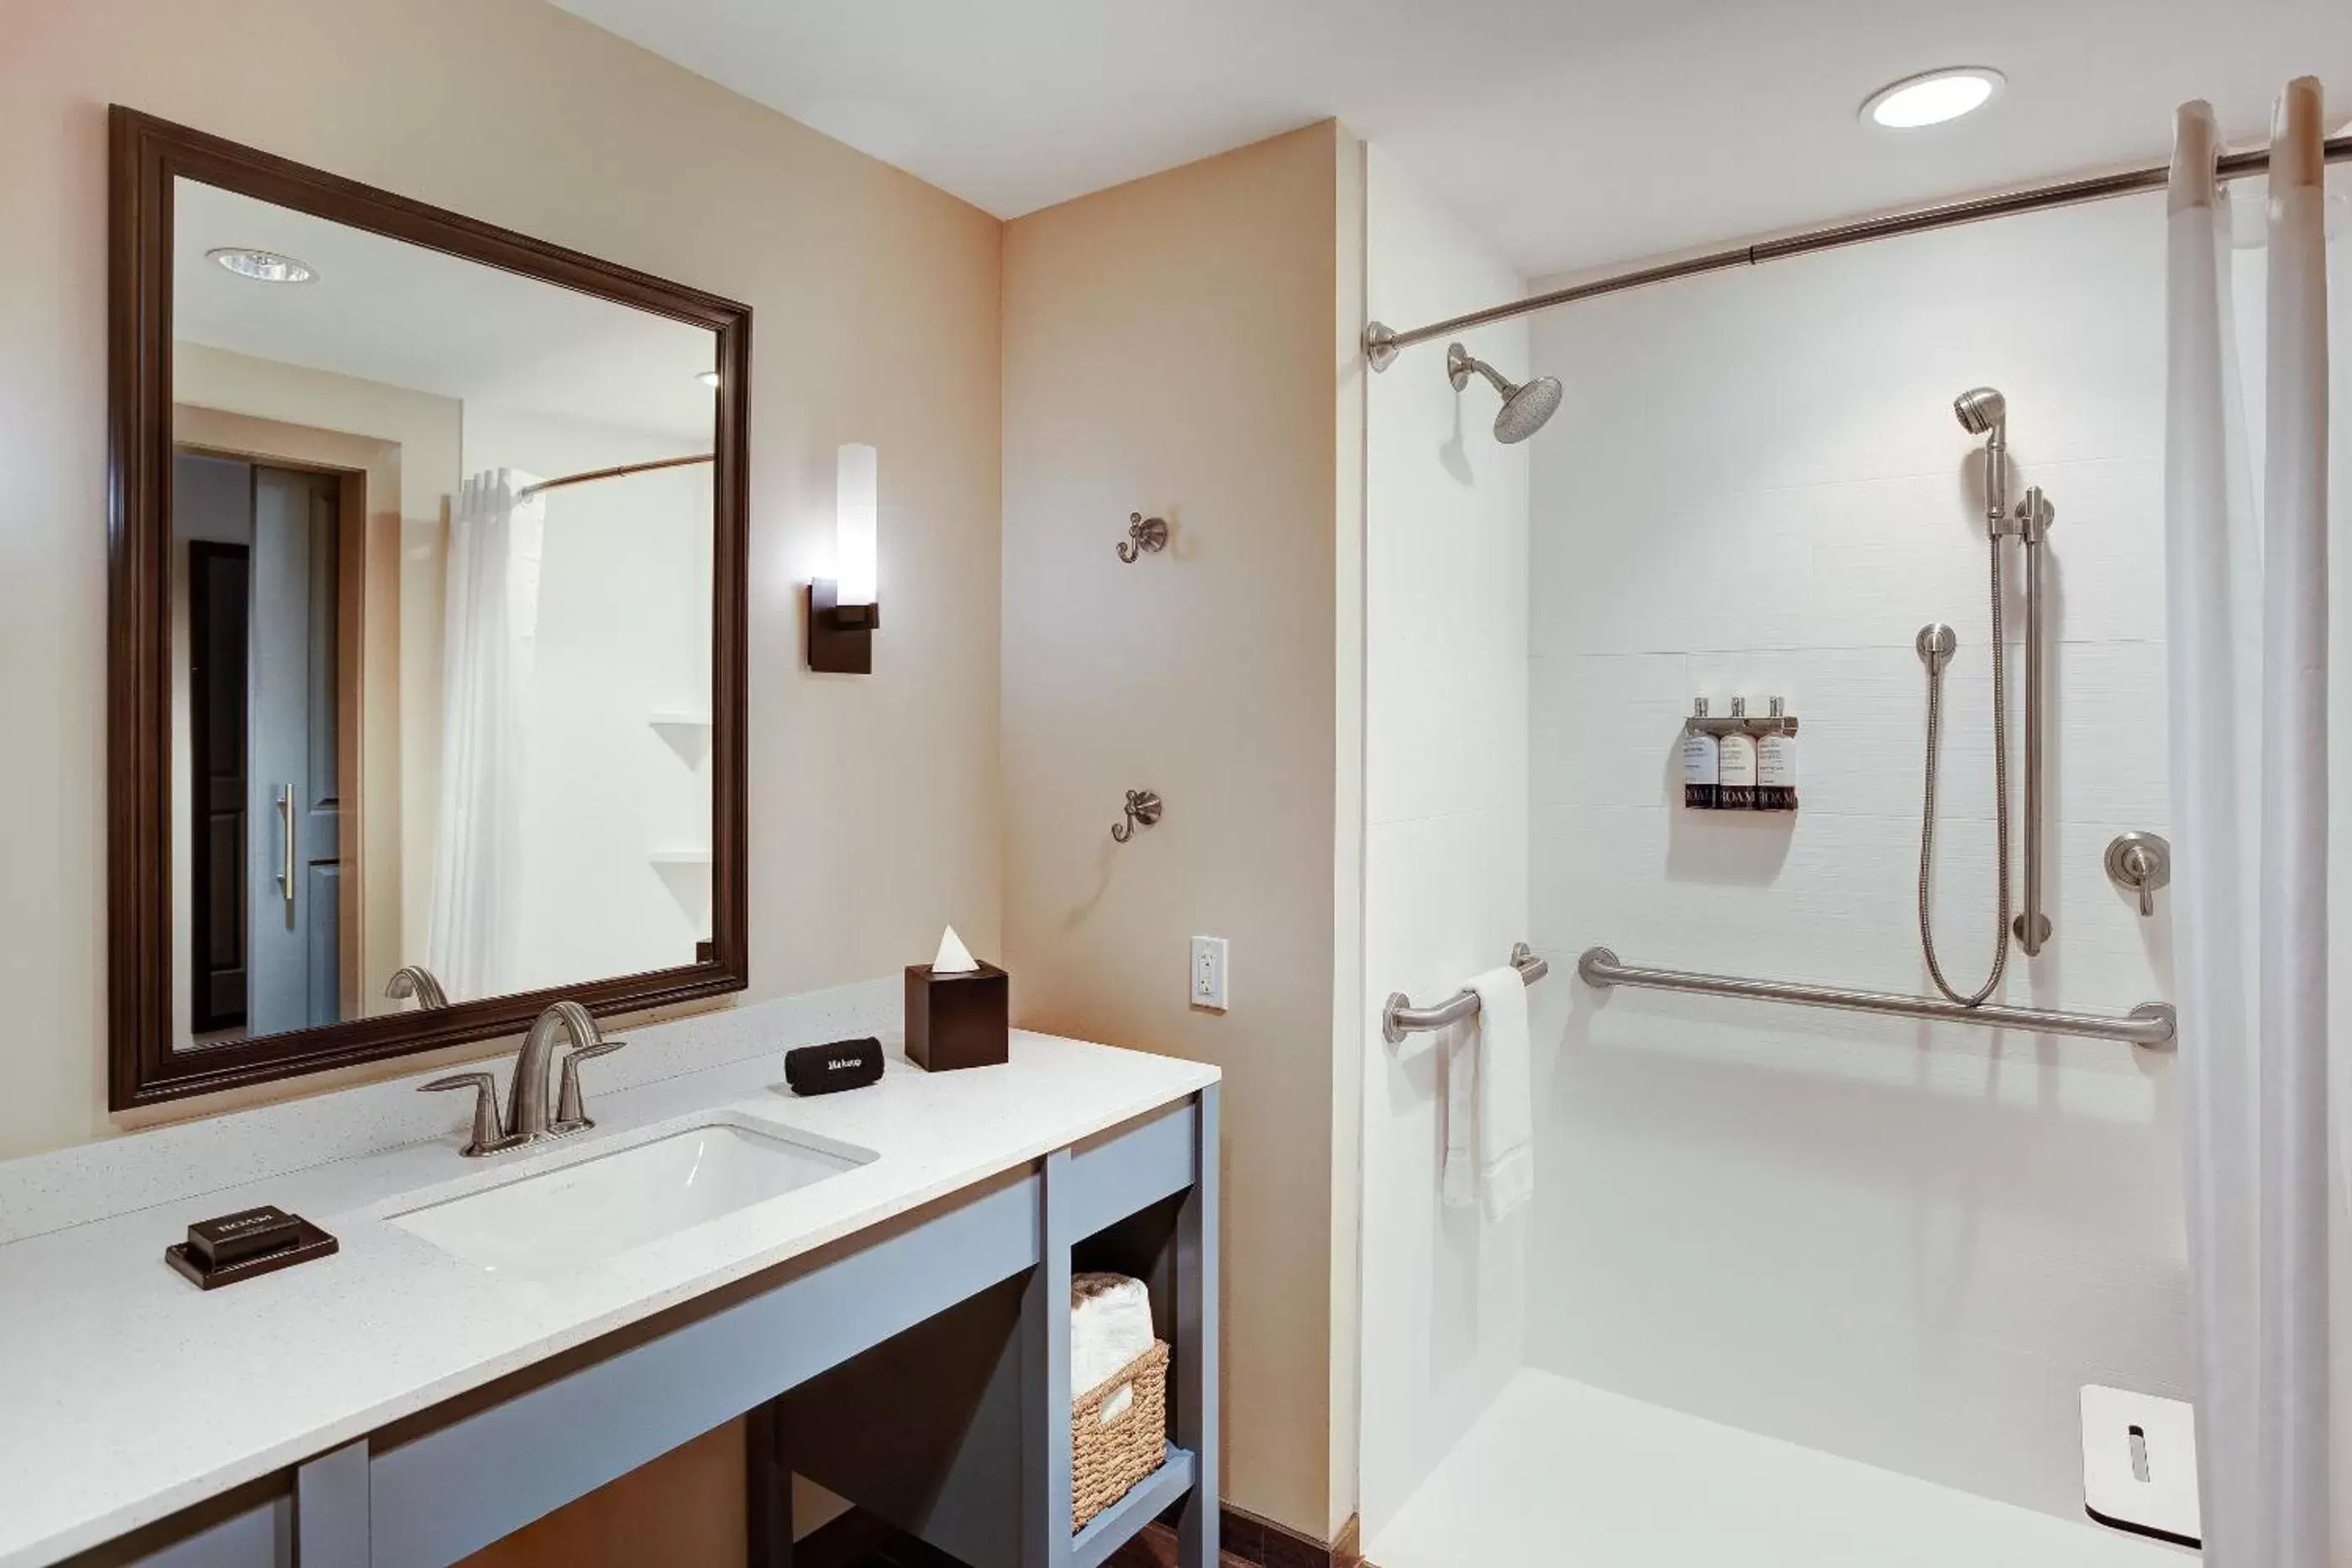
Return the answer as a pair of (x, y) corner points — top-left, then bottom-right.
(108, 108), (749, 1108)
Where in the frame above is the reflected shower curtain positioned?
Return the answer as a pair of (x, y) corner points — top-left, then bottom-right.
(424, 470), (545, 1002)
(2165, 81), (2347, 1565)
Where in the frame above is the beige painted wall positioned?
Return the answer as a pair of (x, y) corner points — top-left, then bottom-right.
(1002, 122), (1351, 1542)
(1326, 128), (1368, 1544)
(0, 0), (1003, 1159)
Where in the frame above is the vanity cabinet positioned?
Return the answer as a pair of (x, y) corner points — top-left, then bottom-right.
(97, 1091), (1218, 1568)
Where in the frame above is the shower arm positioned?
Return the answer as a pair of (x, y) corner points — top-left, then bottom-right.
(1461, 357), (1513, 396)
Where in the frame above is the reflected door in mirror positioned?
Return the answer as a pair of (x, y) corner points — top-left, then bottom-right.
(178, 454), (345, 1044)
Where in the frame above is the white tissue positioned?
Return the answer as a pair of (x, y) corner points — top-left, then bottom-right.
(932, 926), (979, 973)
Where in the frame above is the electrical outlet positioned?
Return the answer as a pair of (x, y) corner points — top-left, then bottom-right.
(1189, 935), (1228, 1011)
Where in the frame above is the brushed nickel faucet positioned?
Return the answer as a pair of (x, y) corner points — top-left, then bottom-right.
(420, 1001), (627, 1156)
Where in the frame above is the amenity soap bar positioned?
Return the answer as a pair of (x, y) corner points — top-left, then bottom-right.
(186, 1206), (302, 1268)
(166, 1207), (339, 1290)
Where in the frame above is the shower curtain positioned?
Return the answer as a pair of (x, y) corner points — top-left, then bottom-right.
(2164, 81), (2348, 1566)
(424, 469), (545, 1002)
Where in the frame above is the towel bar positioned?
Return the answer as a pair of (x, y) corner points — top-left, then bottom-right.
(1383, 944), (1549, 1044)
(1576, 947), (2176, 1047)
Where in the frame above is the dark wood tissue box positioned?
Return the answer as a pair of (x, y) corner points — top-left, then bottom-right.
(905, 962), (1010, 1071)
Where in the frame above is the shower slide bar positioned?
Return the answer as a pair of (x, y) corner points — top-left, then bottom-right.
(1382, 943), (1550, 1044)
(1577, 947), (2176, 1047)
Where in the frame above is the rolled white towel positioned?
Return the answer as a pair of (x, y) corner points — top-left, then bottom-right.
(1072, 1272), (1155, 1404)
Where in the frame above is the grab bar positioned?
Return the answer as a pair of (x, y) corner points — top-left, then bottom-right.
(1383, 944), (1550, 1044)
(1576, 947), (2176, 1047)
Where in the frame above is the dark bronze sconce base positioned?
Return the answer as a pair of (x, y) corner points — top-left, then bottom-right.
(808, 579), (879, 674)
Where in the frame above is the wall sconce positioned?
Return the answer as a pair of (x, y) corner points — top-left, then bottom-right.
(808, 443), (879, 674)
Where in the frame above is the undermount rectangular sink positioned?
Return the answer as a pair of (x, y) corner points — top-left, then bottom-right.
(389, 1120), (872, 1277)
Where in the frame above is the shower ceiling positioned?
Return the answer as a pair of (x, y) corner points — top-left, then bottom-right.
(551, 0), (2350, 275)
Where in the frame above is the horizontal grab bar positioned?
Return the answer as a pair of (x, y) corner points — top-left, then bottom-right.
(1576, 947), (2176, 1047)
(1383, 944), (1550, 1044)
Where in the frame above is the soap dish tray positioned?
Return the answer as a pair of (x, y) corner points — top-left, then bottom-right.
(165, 1219), (339, 1290)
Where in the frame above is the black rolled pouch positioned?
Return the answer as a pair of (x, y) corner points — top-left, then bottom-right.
(785, 1036), (885, 1097)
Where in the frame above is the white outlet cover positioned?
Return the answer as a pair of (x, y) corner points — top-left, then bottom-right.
(1189, 936), (1227, 1011)
(2081, 1384), (2199, 1548)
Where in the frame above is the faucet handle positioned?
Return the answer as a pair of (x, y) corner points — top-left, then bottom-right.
(421, 1072), (513, 1157)
(552, 1039), (627, 1134)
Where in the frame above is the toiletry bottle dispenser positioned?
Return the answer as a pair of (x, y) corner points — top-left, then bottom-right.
(1756, 695), (1798, 811)
(1681, 698), (1719, 809)
(1718, 697), (1758, 810)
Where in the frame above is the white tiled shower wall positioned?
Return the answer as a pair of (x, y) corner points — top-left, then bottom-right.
(1525, 191), (2197, 1522)
(1357, 149), (1531, 1543)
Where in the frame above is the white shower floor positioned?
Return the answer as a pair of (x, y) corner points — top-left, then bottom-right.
(1367, 1371), (2192, 1568)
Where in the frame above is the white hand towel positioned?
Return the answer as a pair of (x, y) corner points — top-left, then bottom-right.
(1441, 966), (1534, 1220)
(1070, 1272), (1154, 1396)
(1441, 1016), (1478, 1210)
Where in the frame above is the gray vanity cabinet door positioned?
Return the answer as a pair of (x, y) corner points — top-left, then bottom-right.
(118, 1494), (293, 1567)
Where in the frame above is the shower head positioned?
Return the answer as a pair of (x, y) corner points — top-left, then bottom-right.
(1953, 386), (2007, 436)
(1447, 342), (1563, 444)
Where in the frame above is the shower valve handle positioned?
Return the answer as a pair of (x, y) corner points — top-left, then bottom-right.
(2104, 832), (2171, 920)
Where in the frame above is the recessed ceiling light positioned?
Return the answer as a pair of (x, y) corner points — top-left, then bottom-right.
(207, 247), (315, 284)
(697, 370), (721, 389)
(1861, 67), (2005, 130)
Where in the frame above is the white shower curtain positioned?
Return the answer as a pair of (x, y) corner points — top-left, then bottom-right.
(425, 469), (545, 1002)
(2165, 81), (2348, 1566)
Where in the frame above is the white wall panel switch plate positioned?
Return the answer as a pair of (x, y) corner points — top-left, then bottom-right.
(2081, 1384), (2199, 1548)
(1189, 936), (1228, 1011)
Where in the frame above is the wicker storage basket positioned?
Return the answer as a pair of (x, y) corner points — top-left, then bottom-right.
(1071, 1340), (1171, 1531)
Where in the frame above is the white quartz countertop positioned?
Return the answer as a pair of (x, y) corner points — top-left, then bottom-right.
(0, 1026), (1217, 1567)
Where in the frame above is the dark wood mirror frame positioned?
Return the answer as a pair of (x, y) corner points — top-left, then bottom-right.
(107, 108), (751, 1109)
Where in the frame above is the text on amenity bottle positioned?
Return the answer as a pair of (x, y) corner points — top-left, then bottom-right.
(1756, 695), (1798, 811)
(1681, 698), (1719, 809)
(1717, 697), (1757, 810)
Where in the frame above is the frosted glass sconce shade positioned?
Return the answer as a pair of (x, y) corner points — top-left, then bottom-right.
(836, 443), (878, 609)
(808, 442), (880, 674)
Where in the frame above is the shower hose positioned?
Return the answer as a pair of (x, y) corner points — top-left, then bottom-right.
(1917, 534), (2013, 1007)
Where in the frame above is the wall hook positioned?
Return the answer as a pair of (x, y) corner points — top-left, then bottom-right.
(1112, 789), (1163, 843)
(1116, 512), (1168, 564)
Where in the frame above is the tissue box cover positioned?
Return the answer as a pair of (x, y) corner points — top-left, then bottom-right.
(905, 962), (1010, 1071)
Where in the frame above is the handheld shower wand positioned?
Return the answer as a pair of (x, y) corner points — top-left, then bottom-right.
(1953, 386), (2008, 526)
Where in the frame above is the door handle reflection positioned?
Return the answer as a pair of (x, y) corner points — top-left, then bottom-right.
(276, 784), (297, 911)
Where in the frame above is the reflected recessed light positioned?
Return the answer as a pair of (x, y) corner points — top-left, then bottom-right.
(1861, 67), (2005, 130)
(207, 247), (315, 284)
(697, 370), (721, 389)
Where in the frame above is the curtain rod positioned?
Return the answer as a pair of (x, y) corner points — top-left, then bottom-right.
(517, 453), (713, 501)
(1365, 134), (2352, 367)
